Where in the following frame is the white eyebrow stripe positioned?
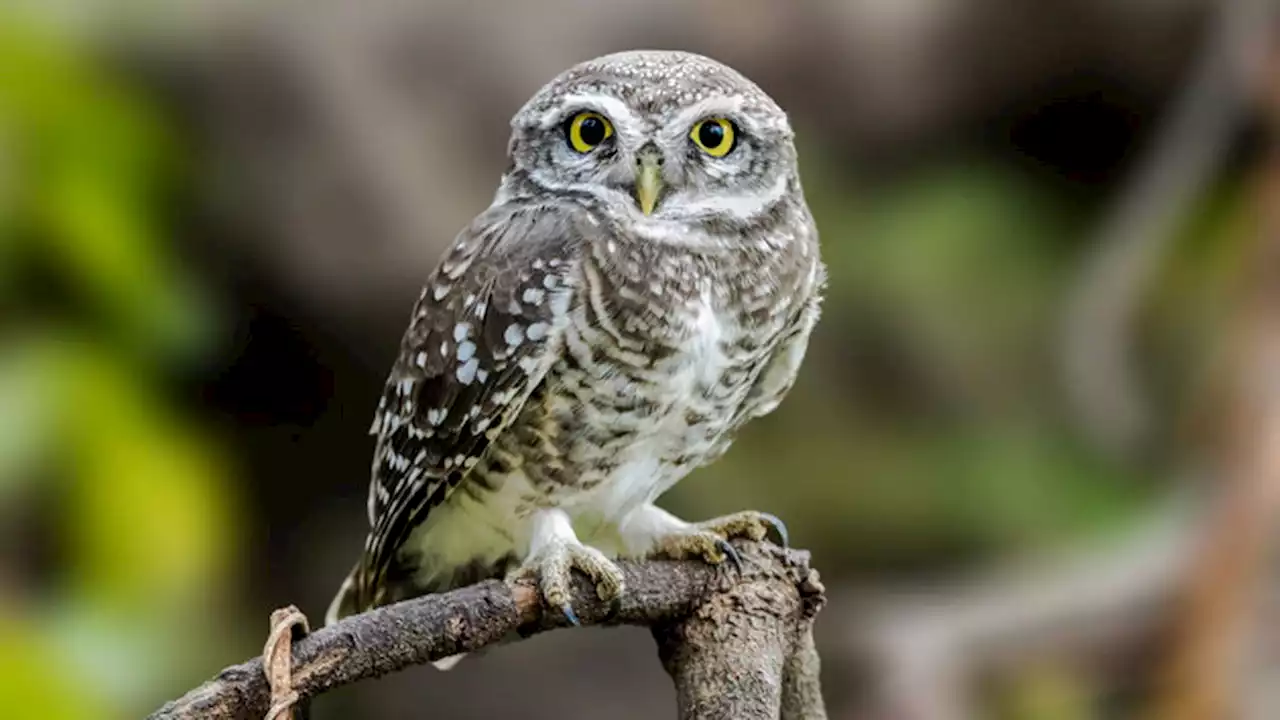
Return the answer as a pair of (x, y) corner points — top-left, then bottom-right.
(666, 96), (750, 137)
(538, 93), (641, 133)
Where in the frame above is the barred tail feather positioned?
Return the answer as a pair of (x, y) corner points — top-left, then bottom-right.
(324, 561), (470, 671)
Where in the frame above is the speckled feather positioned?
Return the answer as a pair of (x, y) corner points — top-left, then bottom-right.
(357, 204), (584, 608)
(330, 49), (825, 626)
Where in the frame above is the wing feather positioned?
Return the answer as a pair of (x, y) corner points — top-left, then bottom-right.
(355, 203), (587, 607)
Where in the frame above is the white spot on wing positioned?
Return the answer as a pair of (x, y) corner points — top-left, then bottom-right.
(504, 324), (524, 347)
(456, 357), (480, 384)
(526, 322), (550, 341)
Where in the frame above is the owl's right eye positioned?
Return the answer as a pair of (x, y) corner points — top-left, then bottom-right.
(566, 112), (613, 153)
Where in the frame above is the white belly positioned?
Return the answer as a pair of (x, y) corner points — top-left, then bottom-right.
(570, 289), (736, 523)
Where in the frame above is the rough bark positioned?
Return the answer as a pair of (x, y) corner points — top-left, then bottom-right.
(651, 547), (825, 720)
(149, 542), (825, 720)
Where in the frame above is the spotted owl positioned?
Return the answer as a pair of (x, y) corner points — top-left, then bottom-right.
(326, 50), (825, 667)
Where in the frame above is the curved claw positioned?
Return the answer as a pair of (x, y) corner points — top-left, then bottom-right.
(562, 603), (580, 626)
(716, 538), (744, 573)
(758, 512), (789, 548)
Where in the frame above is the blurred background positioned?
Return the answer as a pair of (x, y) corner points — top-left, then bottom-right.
(2, 0), (1278, 718)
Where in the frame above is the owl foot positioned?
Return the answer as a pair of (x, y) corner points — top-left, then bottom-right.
(648, 510), (789, 570)
(701, 510), (789, 548)
(509, 538), (625, 626)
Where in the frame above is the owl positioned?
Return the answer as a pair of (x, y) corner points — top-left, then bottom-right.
(325, 50), (825, 668)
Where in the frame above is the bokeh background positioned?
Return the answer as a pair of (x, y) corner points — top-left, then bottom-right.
(3, 1), (1279, 718)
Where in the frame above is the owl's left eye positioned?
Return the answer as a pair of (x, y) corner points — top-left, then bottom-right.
(690, 117), (736, 157)
(566, 112), (613, 153)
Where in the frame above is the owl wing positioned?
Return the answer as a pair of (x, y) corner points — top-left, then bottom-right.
(740, 259), (826, 421)
(356, 202), (587, 606)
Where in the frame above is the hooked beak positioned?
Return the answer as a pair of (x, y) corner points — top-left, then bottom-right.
(634, 151), (664, 216)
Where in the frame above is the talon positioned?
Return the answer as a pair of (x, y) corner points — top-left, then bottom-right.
(562, 603), (580, 626)
(513, 535), (625, 625)
(759, 512), (789, 548)
(716, 538), (743, 573)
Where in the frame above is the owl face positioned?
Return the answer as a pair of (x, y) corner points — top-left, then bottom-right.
(505, 51), (798, 230)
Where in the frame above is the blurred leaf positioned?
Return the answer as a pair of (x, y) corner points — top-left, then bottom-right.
(1, 335), (238, 714)
(25, 336), (235, 612)
(0, 14), (209, 359)
(0, 616), (108, 720)
(0, 343), (58, 496)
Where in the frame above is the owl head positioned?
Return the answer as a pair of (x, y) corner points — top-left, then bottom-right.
(502, 50), (799, 230)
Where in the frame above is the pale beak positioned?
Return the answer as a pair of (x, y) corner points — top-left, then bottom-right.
(634, 152), (664, 216)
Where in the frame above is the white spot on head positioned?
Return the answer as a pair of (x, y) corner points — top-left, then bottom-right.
(454, 323), (472, 342)
(457, 341), (476, 362)
(433, 284), (451, 301)
(456, 357), (480, 384)
(426, 408), (446, 426)
(414, 351), (428, 368)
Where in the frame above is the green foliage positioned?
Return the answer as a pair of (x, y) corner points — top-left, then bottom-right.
(0, 14), (236, 719)
(0, 13), (207, 360)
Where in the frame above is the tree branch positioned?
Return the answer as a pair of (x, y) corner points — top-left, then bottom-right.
(149, 542), (825, 720)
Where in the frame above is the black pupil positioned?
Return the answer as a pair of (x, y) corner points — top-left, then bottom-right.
(699, 122), (725, 148)
(578, 116), (605, 146)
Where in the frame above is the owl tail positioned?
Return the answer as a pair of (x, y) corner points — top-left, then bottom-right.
(323, 561), (470, 671)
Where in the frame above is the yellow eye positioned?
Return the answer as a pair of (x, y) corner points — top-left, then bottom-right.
(566, 112), (613, 153)
(690, 117), (736, 157)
